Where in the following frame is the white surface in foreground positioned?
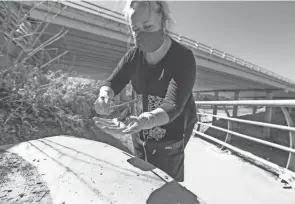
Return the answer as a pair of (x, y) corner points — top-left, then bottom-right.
(6, 136), (166, 204)
(5, 135), (295, 204)
(184, 137), (295, 204)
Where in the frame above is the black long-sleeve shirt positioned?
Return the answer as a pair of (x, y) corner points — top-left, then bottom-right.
(103, 38), (197, 142)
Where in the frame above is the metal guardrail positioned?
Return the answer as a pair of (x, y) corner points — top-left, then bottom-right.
(60, 1), (295, 87)
(194, 100), (295, 176)
(196, 100), (295, 107)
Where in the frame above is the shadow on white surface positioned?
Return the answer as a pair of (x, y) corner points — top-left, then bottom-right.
(147, 181), (205, 204)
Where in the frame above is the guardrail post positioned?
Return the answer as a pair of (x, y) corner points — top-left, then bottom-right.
(263, 91), (274, 138)
(212, 91), (219, 124)
(281, 107), (295, 171)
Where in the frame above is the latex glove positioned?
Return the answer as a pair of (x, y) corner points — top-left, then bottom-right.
(122, 109), (169, 134)
(94, 86), (114, 115)
(93, 115), (145, 136)
(94, 109), (169, 136)
(93, 117), (128, 139)
(94, 95), (112, 115)
(121, 115), (148, 135)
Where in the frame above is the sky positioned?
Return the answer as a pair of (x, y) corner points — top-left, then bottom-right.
(92, 1), (295, 80)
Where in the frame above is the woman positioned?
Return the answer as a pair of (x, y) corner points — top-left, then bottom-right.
(94, 0), (197, 182)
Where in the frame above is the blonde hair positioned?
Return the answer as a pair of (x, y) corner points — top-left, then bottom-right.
(122, 0), (174, 33)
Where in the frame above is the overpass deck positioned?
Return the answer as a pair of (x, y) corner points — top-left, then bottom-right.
(16, 1), (295, 98)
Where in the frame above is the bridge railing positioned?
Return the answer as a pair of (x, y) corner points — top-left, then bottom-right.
(194, 99), (295, 179)
(176, 36), (295, 86)
(57, 1), (295, 87)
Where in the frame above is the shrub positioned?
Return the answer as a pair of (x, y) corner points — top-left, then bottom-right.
(0, 1), (102, 145)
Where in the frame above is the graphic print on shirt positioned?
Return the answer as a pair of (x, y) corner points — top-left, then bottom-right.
(133, 92), (166, 140)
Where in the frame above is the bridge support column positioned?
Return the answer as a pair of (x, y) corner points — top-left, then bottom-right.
(195, 92), (200, 101)
(252, 106), (257, 116)
(120, 89), (127, 102)
(113, 94), (120, 104)
(194, 92), (201, 120)
(194, 92), (202, 131)
(225, 91), (239, 143)
(212, 91), (219, 125)
(263, 91), (274, 138)
(119, 84), (133, 102)
(232, 91), (239, 118)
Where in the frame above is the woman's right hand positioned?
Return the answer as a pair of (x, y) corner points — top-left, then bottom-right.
(94, 95), (113, 115)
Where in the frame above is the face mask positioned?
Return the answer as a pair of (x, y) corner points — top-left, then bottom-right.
(134, 29), (165, 53)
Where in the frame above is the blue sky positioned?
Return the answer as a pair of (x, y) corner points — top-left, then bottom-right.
(94, 1), (295, 80)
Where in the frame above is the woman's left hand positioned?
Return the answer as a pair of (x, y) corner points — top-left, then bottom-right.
(93, 116), (145, 136)
(121, 116), (146, 134)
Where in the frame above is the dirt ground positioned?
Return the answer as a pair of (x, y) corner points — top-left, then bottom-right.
(0, 150), (53, 204)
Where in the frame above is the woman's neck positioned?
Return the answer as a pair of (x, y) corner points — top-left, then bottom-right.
(145, 34), (172, 65)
